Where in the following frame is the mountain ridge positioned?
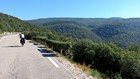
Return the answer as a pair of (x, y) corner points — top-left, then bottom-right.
(27, 18), (140, 48)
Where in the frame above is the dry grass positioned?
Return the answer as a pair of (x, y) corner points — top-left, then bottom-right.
(76, 63), (92, 75)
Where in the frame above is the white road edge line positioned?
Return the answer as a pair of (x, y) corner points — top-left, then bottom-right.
(48, 57), (60, 68)
(0, 37), (2, 41)
(0, 36), (4, 42)
(38, 48), (60, 68)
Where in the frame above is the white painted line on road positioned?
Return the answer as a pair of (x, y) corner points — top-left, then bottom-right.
(38, 48), (60, 68)
(0, 37), (2, 41)
(0, 36), (4, 42)
(48, 57), (60, 68)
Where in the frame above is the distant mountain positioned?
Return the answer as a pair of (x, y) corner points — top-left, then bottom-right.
(28, 18), (124, 28)
(1, 13), (139, 79)
(27, 18), (140, 48)
(44, 22), (102, 42)
(108, 17), (124, 20)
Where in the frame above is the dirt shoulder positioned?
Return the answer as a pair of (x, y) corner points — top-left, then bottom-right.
(55, 56), (94, 79)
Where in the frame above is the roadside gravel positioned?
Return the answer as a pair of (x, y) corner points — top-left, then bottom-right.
(54, 54), (94, 79)
(0, 34), (95, 79)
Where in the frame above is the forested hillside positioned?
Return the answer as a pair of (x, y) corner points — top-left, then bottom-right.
(0, 13), (140, 79)
(0, 13), (70, 42)
(0, 13), (43, 33)
(28, 18), (140, 79)
(28, 18), (140, 48)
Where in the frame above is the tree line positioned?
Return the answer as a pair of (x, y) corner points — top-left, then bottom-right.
(25, 31), (140, 79)
(28, 18), (140, 48)
(0, 13), (140, 79)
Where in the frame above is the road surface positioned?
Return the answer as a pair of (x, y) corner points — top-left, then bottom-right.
(0, 34), (75, 79)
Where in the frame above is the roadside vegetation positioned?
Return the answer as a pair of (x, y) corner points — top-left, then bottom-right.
(25, 31), (140, 79)
(0, 13), (140, 79)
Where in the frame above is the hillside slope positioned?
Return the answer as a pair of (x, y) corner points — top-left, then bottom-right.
(0, 13), (75, 43)
(28, 18), (140, 48)
(1, 13), (139, 79)
(0, 13), (41, 33)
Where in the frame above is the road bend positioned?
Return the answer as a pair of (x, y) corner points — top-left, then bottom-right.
(0, 34), (75, 79)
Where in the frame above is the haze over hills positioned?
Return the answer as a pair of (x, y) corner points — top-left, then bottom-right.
(28, 18), (140, 48)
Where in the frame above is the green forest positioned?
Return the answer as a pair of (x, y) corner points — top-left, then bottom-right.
(0, 13), (140, 79)
(28, 18), (140, 48)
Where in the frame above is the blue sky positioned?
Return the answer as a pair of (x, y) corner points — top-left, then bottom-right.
(0, 0), (140, 20)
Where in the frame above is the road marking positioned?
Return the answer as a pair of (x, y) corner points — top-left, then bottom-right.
(0, 36), (4, 42)
(48, 57), (60, 68)
(38, 48), (60, 68)
(0, 37), (2, 41)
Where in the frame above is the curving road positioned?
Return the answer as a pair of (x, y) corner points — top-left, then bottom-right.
(0, 34), (75, 79)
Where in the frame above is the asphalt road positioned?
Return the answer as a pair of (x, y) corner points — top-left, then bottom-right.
(0, 34), (75, 79)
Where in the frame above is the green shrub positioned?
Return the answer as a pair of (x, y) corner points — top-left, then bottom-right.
(46, 39), (71, 53)
(72, 39), (94, 63)
(32, 37), (72, 56)
(26, 32), (140, 79)
(93, 44), (121, 74)
(120, 52), (140, 79)
(113, 73), (122, 79)
(91, 69), (102, 79)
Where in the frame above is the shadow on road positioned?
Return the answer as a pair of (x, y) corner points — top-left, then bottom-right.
(4, 45), (21, 47)
(38, 48), (52, 53)
(42, 53), (57, 57)
(38, 48), (58, 57)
